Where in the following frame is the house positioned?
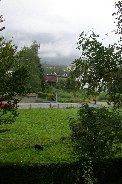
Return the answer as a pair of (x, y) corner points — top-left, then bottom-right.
(44, 74), (68, 85)
(44, 74), (58, 85)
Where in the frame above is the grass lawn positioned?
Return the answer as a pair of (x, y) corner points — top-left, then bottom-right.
(0, 108), (79, 165)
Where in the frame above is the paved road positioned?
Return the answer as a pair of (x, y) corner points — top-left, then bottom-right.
(17, 102), (112, 109)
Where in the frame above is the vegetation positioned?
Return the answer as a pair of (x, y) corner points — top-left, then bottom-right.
(16, 41), (45, 93)
(71, 31), (122, 106)
(0, 108), (121, 165)
(37, 91), (56, 101)
(69, 1), (122, 183)
(54, 89), (87, 103)
(70, 104), (122, 160)
(0, 8), (29, 125)
(113, 1), (122, 36)
(0, 36), (29, 124)
(0, 108), (78, 164)
(56, 76), (81, 92)
(0, 1), (122, 183)
(0, 108), (121, 183)
(0, 14), (5, 31)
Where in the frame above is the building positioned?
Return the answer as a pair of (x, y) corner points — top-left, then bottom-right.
(44, 74), (58, 85)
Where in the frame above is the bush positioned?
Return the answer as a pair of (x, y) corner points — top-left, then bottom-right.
(37, 92), (55, 101)
(97, 93), (107, 101)
(38, 92), (46, 98)
(70, 104), (122, 160)
(47, 93), (55, 101)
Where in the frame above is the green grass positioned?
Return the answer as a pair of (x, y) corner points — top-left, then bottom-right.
(0, 108), (121, 165)
(0, 108), (78, 165)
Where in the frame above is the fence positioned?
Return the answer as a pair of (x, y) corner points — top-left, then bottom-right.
(17, 102), (110, 109)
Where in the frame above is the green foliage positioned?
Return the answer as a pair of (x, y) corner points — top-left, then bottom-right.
(66, 77), (81, 91)
(113, 1), (122, 36)
(56, 78), (67, 90)
(82, 160), (97, 184)
(16, 41), (45, 93)
(0, 36), (28, 124)
(96, 92), (107, 101)
(0, 15), (5, 31)
(71, 31), (122, 106)
(0, 108), (121, 183)
(0, 9), (29, 125)
(70, 104), (122, 160)
(56, 76), (81, 92)
(37, 92), (47, 98)
(48, 89), (85, 103)
(69, 4), (122, 180)
(37, 92), (55, 101)
(0, 158), (122, 184)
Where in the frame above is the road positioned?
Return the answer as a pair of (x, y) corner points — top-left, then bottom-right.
(17, 102), (112, 109)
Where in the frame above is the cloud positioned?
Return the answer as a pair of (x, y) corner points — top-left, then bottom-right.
(3, 29), (79, 58)
(1, 0), (117, 64)
(2, 0), (116, 34)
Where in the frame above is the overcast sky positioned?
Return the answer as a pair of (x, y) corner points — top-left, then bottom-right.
(1, 0), (118, 64)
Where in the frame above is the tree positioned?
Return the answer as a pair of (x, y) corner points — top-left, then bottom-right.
(0, 37), (29, 124)
(71, 31), (122, 106)
(70, 1), (122, 158)
(16, 41), (45, 93)
(70, 2), (122, 182)
(70, 1), (122, 106)
(65, 76), (81, 92)
(0, 5), (28, 124)
(0, 0), (5, 31)
(69, 30), (122, 181)
(0, 15), (5, 31)
(113, 1), (122, 36)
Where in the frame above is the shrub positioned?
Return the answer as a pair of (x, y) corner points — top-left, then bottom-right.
(70, 104), (122, 160)
(37, 92), (55, 101)
(97, 93), (107, 101)
(47, 93), (55, 101)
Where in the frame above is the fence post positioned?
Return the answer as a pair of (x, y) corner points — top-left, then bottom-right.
(29, 104), (31, 109)
(36, 94), (38, 101)
(56, 93), (58, 103)
(50, 103), (51, 108)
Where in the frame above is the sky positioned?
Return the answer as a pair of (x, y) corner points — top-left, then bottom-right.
(1, 0), (118, 65)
